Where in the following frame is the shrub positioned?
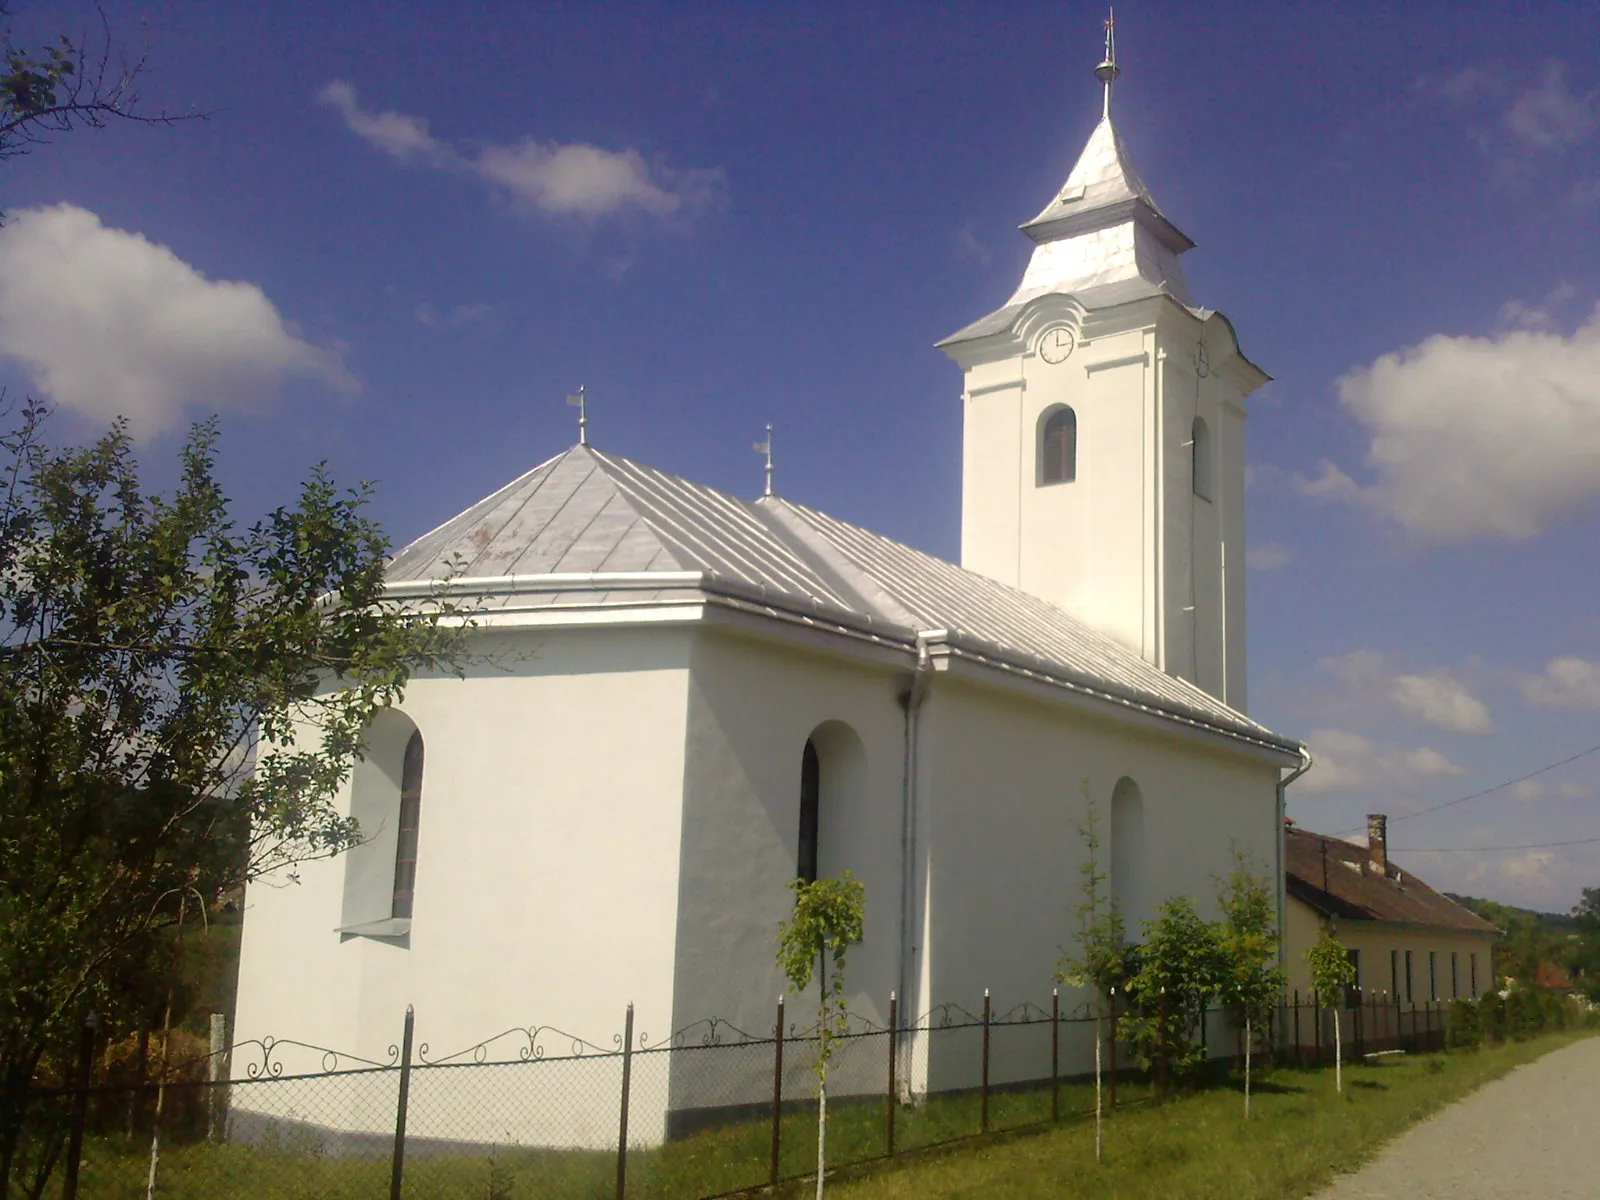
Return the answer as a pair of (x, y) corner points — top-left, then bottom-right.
(1478, 992), (1508, 1044)
(1446, 998), (1481, 1050)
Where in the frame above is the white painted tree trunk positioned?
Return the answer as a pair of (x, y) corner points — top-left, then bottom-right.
(1333, 1008), (1343, 1093)
(1094, 1005), (1103, 1162)
(1244, 1015), (1252, 1119)
(815, 1068), (827, 1200)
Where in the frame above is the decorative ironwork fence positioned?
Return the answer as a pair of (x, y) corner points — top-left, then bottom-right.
(12, 991), (1453, 1200)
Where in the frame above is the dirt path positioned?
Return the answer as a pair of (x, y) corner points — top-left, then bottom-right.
(1310, 1036), (1600, 1200)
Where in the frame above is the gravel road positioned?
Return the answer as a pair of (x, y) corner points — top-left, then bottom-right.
(1310, 1035), (1600, 1200)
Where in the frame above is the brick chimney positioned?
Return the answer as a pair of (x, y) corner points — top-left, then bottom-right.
(1367, 813), (1388, 877)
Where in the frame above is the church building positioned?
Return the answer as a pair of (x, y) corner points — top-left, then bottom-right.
(233, 38), (1307, 1146)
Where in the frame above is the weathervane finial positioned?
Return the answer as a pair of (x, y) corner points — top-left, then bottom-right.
(753, 424), (774, 497)
(1095, 8), (1120, 120)
(565, 385), (588, 446)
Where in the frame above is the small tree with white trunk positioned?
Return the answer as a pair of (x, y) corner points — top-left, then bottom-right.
(777, 872), (866, 1200)
(1306, 931), (1358, 1092)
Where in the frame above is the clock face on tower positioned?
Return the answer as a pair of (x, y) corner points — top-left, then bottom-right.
(1038, 326), (1076, 365)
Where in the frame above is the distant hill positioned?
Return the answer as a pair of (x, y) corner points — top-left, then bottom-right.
(1444, 893), (1577, 935)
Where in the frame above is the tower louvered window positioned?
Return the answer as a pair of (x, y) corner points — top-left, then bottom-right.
(1040, 407), (1077, 485)
(391, 731), (425, 919)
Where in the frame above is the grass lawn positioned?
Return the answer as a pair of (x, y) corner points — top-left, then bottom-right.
(803, 1030), (1593, 1200)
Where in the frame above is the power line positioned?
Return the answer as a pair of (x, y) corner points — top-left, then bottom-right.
(1332, 737), (1600, 835)
(1392, 835), (1600, 854)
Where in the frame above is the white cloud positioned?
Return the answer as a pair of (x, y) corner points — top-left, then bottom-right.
(1517, 656), (1600, 709)
(319, 80), (726, 221)
(1497, 282), (1577, 332)
(1390, 672), (1495, 735)
(413, 301), (493, 328)
(1504, 61), (1598, 151)
(317, 81), (444, 162)
(0, 205), (352, 435)
(1511, 779), (1544, 802)
(1297, 728), (1464, 794)
(1245, 542), (1294, 570)
(955, 222), (992, 266)
(1311, 301), (1600, 540)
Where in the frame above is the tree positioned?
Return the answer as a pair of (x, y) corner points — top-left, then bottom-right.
(1054, 792), (1130, 1159)
(2, 5), (195, 167)
(1214, 850), (1283, 1118)
(1117, 896), (1225, 1093)
(776, 872), (866, 1200)
(0, 406), (465, 1192)
(1567, 887), (1600, 1002)
(1305, 932), (1358, 1093)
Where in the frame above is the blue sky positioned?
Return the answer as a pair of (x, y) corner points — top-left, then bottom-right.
(3, 2), (1598, 910)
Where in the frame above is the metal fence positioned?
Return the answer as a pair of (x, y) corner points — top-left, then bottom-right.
(13, 991), (1452, 1200)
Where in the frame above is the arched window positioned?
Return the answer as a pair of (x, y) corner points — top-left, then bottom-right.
(391, 730), (425, 919)
(1039, 407), (1077, 486)
(1191, 416), (1212, 500)
(1109, 776), (1145, 924)
(797, 739), (820, 884)
(341, 709), (423, 937)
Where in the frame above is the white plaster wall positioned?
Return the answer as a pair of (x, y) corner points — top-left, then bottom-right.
(670, 625), (908, 1113)
(915, 669), (1282, 1089)
(232, 625), (693, 1146)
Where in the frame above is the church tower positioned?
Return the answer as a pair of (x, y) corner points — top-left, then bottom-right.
(938, 20), (1266, 711)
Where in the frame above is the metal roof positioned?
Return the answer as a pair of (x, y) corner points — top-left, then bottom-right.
(1285, 826), (1499, 935)
(388, 444), (1298, 754)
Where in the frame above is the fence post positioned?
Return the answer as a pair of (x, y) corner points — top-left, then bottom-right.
(616, 1002), (634, 1200)
(1108, 987), (1117, 1109)
(979, 989), (991, 1135)
(1050, 988), (1060, 1123)
(61, 1011), (99, 1200)
(1156, 989), (1169, 1096)
(885, 991), (897, 1158)
(1292, 990), (1300, 1066)
(389, 1005), (414, 1200)
(207, 1012), (227, 1143)
(770, 995), (784, 1187)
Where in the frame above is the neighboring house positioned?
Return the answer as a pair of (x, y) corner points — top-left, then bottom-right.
(1535, 961), (1576, 994)
(1284, 815), (1498, 1005)
(232, 44), (1309, 1147)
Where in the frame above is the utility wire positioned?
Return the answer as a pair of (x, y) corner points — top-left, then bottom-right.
(1333, 737), (1600, 835)
(1391, 835), (1600, 854)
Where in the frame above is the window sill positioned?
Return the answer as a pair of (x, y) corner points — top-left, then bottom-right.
(336, 917), (412, 941)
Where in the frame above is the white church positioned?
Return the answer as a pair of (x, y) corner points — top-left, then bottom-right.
(233, 42), (1307, 1145)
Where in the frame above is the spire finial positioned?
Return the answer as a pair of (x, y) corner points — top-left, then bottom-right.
(1095, 8), (1120, 120)
(753, 424), (774, 497)
(566, 385), (588, 446)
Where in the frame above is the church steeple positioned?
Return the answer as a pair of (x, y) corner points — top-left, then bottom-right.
(1006, 22), (1194, 306)
(938, 16), (1268, 712)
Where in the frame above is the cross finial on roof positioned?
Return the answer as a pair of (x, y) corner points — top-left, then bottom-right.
(565, 385), (588, 446)
(753, 423), (774, 497)
(1095, 9), (1121, 120)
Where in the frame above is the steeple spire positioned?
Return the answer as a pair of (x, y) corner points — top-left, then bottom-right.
(1095, 9), (1120, 119)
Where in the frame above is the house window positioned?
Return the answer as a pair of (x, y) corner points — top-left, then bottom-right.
(797, 739), (820, 884)
(391, 730), (425, 919)
(1428, 951), (1438, 1002)
(1451, 952), (1459, 1000)
(1345, 948), (1362, 1007)
(1405, 950), (1414, 1003)
(1191, 416), (1213, 500)
(1390, 949), (1400, 1000)
(1039, 407), (1077, 486)
(1470, 953), (1478, 998)
(1109, 776), (1144, 926)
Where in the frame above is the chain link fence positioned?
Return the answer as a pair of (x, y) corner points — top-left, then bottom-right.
(8, 992), (1462, 1199)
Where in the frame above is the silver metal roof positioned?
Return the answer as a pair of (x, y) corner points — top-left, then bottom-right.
(389, 445), (1295, 753)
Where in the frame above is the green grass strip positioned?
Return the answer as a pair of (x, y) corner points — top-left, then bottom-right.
(807, 1031), (1593, 1200)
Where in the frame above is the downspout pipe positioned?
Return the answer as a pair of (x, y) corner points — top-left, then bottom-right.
(1276, 747), (1313, 993)
(897, 635), (934, 1057)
